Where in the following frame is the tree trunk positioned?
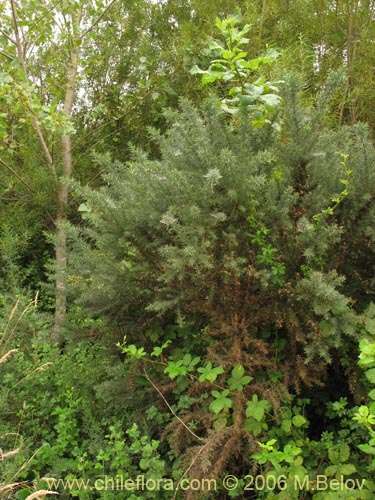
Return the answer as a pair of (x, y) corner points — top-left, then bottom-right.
(52, 48), (78, 341)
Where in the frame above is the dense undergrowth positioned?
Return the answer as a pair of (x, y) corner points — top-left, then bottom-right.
(2, 74), (375, 500)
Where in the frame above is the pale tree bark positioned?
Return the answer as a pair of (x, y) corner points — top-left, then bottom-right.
(53, 45), (79, 341)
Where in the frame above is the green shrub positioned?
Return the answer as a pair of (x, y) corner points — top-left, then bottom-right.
(66, 77), (375, 495)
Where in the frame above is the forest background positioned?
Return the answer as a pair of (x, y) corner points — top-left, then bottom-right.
(2, 0), (375, 499)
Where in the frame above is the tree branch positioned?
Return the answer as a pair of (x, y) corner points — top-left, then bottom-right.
(80, 0), (117, 38)
(10, 0), (57, 184)
(0, 157), (35, 194)
(144, 369), (205, 443)
(0, 28), (17, 45)
(27, 0), (64, 32)
(0, 49), (14, 61)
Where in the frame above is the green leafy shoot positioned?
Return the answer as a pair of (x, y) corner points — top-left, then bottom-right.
(197, 362), (224, 383)
(227, 364), (252, 391)
(151, 340), (172, 357)
(116, 336), (147, 359)
(164, 353), (201, 380)
(210, 389), (232, 414)
(190, 15), (281, 125)
(246, 394), (271, 422)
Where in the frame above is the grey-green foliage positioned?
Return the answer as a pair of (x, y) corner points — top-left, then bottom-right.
(70, 100), (280, 321)
(70, 78), (375, 361)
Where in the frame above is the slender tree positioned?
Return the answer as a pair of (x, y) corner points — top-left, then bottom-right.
(0, 0), (117, 340)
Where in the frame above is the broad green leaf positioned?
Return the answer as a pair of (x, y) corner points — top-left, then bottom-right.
(328, 443), (350, 464)
(365, 368), (375, 383)
(244, 58), (262, 69)
(208, 40), (224, 51)
(164, 361), (187, 379)
(288, 465), (308, 482)
(201, 72), (223, 85)
(358, 443), (375, 454)
(78, 203), (91, 213)
(228, 86), (242, 96)
(252, 408), (266, 423)
(281, 418), (292, 432)
(233, 51), (248, 62)
(213, 414), (228, 431)
(123, 344), (146, 359)
(325, 465), (338, 476)
(0, 73), (13, 84)
(210, 389), (232, 414)
(231, 364), (245, 378)
(244, 418), (264, 436)
(283, 443), (302, 459)
(238, 95), (256, 105)
(221, 50), (235, 60)
(182, 353), (192, 365)
(227, 364), (253, 391)
(215, 17), (224, 30)
(340, 463), (356, 475)
(259, 93), (280, 107)
(292, 415), (307, 428)
(190, 65), (205, 75)
(221, 72), (236, 81)
(15, 489), (30, 500)
(151, 340), (171, 357)
(197, 363), (224, 383)
(246, 395), (271, 422)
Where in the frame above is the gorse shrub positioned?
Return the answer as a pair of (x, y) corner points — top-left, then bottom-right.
(71, 77), (375, 361)
(65, 75), (375, 495)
